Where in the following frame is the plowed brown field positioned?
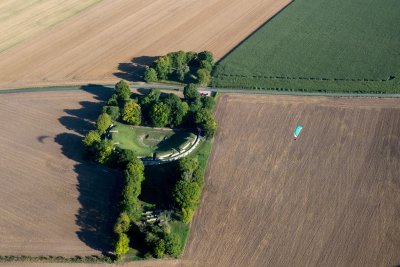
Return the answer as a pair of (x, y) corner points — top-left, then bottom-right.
(0, 0), (291, 89)
(0, 88), (118, 256)
(183, 94), (400, 267)
(2, 92), (400, 265)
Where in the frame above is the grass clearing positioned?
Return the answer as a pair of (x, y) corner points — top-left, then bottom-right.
(212, 0), (400, 93)
(111, 123), (196, 157)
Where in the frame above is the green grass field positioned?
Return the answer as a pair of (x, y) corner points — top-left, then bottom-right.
(212, 0), (400, 93)
(110, 123), (196, 157)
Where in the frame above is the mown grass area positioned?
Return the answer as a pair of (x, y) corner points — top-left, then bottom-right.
(212, 0), (400, 93)
(111, 123), (196, 157)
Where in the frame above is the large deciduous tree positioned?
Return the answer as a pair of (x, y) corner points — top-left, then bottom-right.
(153, 56), (171, 80)
(121, 101), (141, 125)
(144, 68), (158, 83)
(115, 80), (131, 100)
(96, 113), (112, 134)
(149, 102), (171, 127)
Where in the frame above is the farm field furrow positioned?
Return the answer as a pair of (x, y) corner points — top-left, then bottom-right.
(182, 94), (400, 266)
(0, 89), (118, 256)
(0, 0), (291, 89)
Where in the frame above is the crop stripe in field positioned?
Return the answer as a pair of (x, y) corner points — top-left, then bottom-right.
(214, 73), (396, 82)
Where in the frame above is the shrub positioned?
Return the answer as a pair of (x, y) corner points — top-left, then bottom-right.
(115, 233), (129, 258)
(96, 113), (112, 134)
(165, 94), (189, 127)
(107, 94), (119, 106)
(195, 108), (217, 139)
(153, 56), (171, 80)
(153, 239), (166, 258)
(183, 83), (200, 103)
(117, 148), (136, 166)
(102, 105), (120, 120)
(181, 207), (194, 224)
(115, 80), (131, 100)
(82, 130), (101, 148)
(144, 68), (158, 83)
(121, 101), (141, 125)
(96, 139), (114, 164)
(197, 68), (211, 85)
(165, 233), (182, 257)
(197, 51), (214, 66)
(201, 96), (215, 110)
(172, 179), (201, 210)
(114, 212), (131, 234)
(199, 60), (212, 73)
(149, 102), (171, 127)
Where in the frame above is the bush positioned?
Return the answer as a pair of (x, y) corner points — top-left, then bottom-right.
(197, 51), (214, 66)
(165, 233), (182, 257)
(181, 207), (194, 224)
(82, 130), (101, 148)
(201, 96), (215, 110)
(172, 179), (201, 210)
(115, 80), (131, 100)
(107, 94), (119, 106)
(199, 60), (212, 73)
(102, 105), (120, 120)
(114, 212), (131, 234)
(122, 158), (145, 221)
(153, 239), (166, 258)
(96, 139), (114, 164)
(96, 113), (112, 134)
(165, 94), (189, 127)
(121, 101), (141, 125)
(115, 233), (129, 258)
(153, 56), (171, 80)
(197, 68), (211, 85)
(149, 102), (171, 127)
(144, 68), (158, 82)
(195, 108), (217, 139)
(183, 83), (200, 103)
(117, 148), (136, 166)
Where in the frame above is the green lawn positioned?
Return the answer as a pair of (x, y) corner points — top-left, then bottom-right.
(212, 0), (400, 93)
(110, 123), (196, 157)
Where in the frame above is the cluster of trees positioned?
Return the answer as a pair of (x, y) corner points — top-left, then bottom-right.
(140, 223), (182, 258)
(114, 158), (145, 259)
(82, 112), (114, 164)
(172, 157), (204, 223)
(82, 79), (218, 260)
(144, 51), (214, 85)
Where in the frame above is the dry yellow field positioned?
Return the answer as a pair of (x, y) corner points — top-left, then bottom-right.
(0, 0), (291, 89)
(0, 0), (102, 53)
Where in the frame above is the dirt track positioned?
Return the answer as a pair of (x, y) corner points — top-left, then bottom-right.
(0, 88), (118, 256)
(183, 94), (400, 266)
(0, 0), (291, 89)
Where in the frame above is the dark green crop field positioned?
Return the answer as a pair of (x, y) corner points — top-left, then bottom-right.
(212, 0), (400, 93)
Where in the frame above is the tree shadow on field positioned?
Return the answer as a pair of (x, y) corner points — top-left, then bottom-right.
(54, 84), (121, 255)
(113, 56), (158, 82)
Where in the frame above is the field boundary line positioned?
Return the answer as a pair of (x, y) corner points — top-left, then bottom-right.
(2, 83), (400, 98)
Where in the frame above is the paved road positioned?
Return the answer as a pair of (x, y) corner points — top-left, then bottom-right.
(1, 82), (400, 98)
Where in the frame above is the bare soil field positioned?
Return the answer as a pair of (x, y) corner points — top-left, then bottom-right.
(182, 94), (400, 266)
(0, 0), (102, 53)
(0, 87), (118, 256)
(0, 0), (291, 89)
